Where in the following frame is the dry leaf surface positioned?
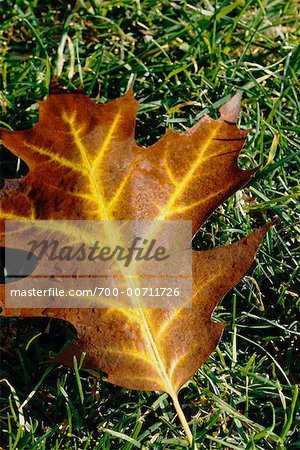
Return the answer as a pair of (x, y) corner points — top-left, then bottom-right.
(0, 88), (269, 444)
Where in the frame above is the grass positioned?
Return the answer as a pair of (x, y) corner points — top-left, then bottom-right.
(0, 0), (299, 448)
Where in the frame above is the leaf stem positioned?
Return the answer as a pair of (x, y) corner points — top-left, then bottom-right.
(171, 393), (196, 449)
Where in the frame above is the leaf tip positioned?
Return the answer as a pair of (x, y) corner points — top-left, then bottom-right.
(219, 91), (242, 123)
(245, 221), (274, 248)
(123, 87), (139, 107)
(125, 87), (137, 100)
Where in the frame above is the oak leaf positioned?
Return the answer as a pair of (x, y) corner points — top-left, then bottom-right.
(0, 87), (269, 446)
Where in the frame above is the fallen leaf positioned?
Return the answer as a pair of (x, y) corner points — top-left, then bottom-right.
(0, 86), (270, 446)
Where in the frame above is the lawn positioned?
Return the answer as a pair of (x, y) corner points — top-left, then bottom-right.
(0, 0), (299, 449)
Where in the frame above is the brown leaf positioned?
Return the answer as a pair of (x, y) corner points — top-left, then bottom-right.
(0, 88), (270, 446)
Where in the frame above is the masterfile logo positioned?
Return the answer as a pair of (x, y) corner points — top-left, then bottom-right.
(5, 220), (192, 309)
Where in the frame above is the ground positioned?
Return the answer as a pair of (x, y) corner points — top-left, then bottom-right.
(0, 0), (299, 449)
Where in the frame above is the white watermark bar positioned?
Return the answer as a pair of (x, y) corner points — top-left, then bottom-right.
(5, 220), (192, 308)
